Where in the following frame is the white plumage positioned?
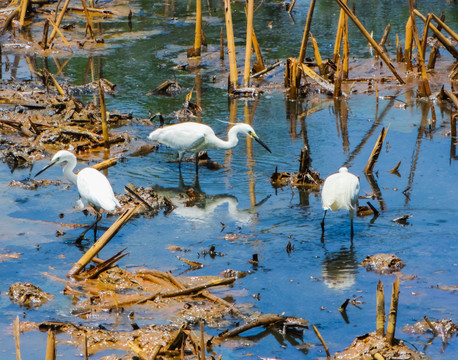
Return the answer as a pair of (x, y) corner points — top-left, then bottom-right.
(321, 167), (360, 236)
(148, 122), (271, 174)
(35, 150), (120, 240)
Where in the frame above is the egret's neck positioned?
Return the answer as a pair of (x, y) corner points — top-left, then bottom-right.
(217, 125), (242, 150)
(62, 158), (78, 185)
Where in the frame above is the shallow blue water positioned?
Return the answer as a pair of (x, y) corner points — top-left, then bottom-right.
(1, 0), (458, 359)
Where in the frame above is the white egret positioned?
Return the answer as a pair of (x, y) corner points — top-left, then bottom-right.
(35, 150), (120, 241)
(320, 167), (360, 236)
(147, 122), (271, 174)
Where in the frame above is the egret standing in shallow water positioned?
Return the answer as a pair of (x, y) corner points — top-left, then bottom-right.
(321, 167), (360, 236)
(148, 122), (272, 174)
(35, 150), (121, 241)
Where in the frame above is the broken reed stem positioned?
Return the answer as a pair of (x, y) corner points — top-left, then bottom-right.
(298, 0), (316, 63)
(335, 0), (405, 84)
(430, 13), (458, 43)
(224, 0), (238, 91)
(14, 315), (21, 360)
(90, 157), (117, 172)
(414, 10), (458, 60)
(420, 14), (432, 65)
(407, 0), (431, 97)
(80, 0), (95, 39)
(67, 205), (140, 278)
(98, 79), (109, 147)
(41, 19), (49, 50)
(364, 126), (388, 175)
(219, 27), (224, 60)
(386, 277), (400, 346)
(1, 6), (21, 36)
(46, 70), (66, 96)
(376, 280), (385, 337)
(312, 324), (331, 359)
(45, 329), (56, 360)
(404, 15), (413, 69)
(333, 3), (345, 63)
(19, 0), (29, 28)
(200, 321), (206, 360)
(243, 0), (254, 88)
(48, 0), (71, 43)
(310, 34), (325, 76)
(379, 23), (391, 47)
(342, 6), (349, 79)
(334, 55), (343, 97)
(151, 344), (162, 360)
(83, 332), (88, 360)
(251, 27), (265, 72)
(424, 316), (439, 337)
(216, 314), (284, 341)
(128, 341), (149, 360)
(194, 0), (202, 55)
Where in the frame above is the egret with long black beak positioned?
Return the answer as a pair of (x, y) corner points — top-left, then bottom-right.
(321, 167), (360, 237)
(148, 122), (271, 174)
(35, 150), (120, 241)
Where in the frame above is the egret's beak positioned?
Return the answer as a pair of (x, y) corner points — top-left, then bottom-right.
(250, 132), (272, 153)
(35, 161), (56, 178)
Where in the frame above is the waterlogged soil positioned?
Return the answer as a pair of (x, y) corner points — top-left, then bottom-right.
(1, 0), (458, 359)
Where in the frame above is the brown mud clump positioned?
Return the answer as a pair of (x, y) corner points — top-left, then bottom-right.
(8, 282), (54, 308)
(361, 253), (405, 274)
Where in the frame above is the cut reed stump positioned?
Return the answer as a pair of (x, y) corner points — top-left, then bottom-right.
(187, 0), (202, 57)
(364, 126), (388, 175)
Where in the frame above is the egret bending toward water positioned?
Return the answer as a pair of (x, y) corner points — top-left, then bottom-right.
(321, 167), (359, 236)
(35, 150), (120, 241)
(148, 122), (271, 174)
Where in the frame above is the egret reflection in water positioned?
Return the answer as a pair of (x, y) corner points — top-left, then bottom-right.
(321, 244), (358, 291)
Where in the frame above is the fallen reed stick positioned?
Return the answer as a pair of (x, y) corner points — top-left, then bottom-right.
(312, 324), (331, 358)
(376, 280), (385, 337)
(300, 63), (341, 95)
(430, 13), (458, 43)
(90, 157), (117, 172)
(386, 277), (400, 346)
(215, 314), (284, 342)
(414, 9), (458, 60)
(47, 18), (73, 52)
(1, 6), (21, 35)
(335, 0), (405, 84)
(364, 126), (388, 175)
(251, 60), (281, 79)
(424, 316), (439, 337)
(151, 344), (162, 360)
(67, 205), (140, 278)
(98, 79), (109, 147)
(14, 315), (21, 360)
(45, 329), (56, 360)
(48, 0), (71, 43)
(128, 341), (149, 360)
(243, 0), (254, 88)
(224, 0), (238, 91)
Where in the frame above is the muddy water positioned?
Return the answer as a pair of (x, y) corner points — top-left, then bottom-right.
(1, 0), (457, 359)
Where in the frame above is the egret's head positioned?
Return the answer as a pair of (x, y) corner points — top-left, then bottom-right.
(35, 150), (75, 177)
(235, 123), (272, 153)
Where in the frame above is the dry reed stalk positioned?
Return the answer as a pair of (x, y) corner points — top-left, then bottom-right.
(200, 321), (206, 360)
(414, 10), (458, 60)
(396, 34), (403, 63)
(374, 354), (385, 360)
(404, 16), (413, 69)
(420, 14), (432, 62)
(431, 13), (458, 43)
(216, 314), (284, 342)
(14, 316), (21, 360)
(424, 316), (439, 337)
(98, 79), (109, 146)
(333, 4), (345, 63)
(223, 0), (238, 91)
(45, 329), (56, 360)
(188, 0), (202, 57)
(80, 0), (94, 39)
(45, 70), (65, 95)
(67, 205), (140, 278)
(407, 0), (431, 97)
(386, 277), (400, 346)
(289, 58), (298, 99)
(364, 126), (388, 175)
(219, 27), (224, 60)
(335, 0), (404, 84)
(41, 19), (49, 50)
(47, 18), (73, 52)
(287, 0), (296, 13)
(83, 332), (88, 360)
(376, 280), (385, 337)
(48, 0), (71, 43)
(342, 9), (349, 79)
(90, 157), (117, 171)
(298, 0), (316, 63)
(243, 0), (254, 87)
(378, 24), (391, 47)
(251, 28), (265, 73)
(19, 0), (29, 28)
(300, 63), (340, 95)
(312, 324), (331, 358)
(310, 34), (325, 76)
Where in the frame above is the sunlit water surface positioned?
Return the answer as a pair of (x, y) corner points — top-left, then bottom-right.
(1, 0), (457, 359)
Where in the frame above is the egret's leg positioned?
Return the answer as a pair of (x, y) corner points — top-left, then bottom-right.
(321, 210), (327, 233)
(93, 212), (102, 242)
(195, 153), (199, 176)
(349, 208), (354, 238)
